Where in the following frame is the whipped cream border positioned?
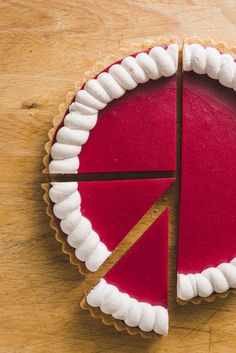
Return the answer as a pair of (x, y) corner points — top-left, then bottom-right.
(49, 44), (178, 174)
(177, 44), (236, 301)
(183, 43), (236, 88)
(49, 182), (111, 272)
(86, 278), (168, 335)
(177, 258), (236, 301)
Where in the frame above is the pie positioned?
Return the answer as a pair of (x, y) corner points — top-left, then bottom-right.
(177, 42), (236, 302)
(47, 43), (177, 174)
(48, 178), (174, 272)
(83, 210), (169, 337)
(43, 38), (236, 337)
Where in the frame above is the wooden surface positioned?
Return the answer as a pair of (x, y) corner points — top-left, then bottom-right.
(1, 1), (236, 352)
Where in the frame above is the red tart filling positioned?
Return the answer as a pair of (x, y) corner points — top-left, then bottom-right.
(178, 72), (236, 275)
(104, 209), (169, 307)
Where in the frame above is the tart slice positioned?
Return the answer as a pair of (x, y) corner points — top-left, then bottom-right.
(83, 209), (169, 337)
(48, 178), (174, 272)
(47, 43), (178, 174)
(177, 41), (236, 302)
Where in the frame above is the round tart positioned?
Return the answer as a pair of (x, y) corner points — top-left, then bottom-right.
(43, 38), (236, 337)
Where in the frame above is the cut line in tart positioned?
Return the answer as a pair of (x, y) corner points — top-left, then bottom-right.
(82, 209), (169, 337)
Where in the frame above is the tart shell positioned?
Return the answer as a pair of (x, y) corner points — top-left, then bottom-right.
(80, 296), (159, 339)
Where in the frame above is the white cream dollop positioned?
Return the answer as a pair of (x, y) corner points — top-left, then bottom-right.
(135, 52), (160, 80)
(84, 78), (112, 103)
(109, 64), (138, 90)
(56, 126), (89, 146)
(85, 242), (111, 272)
(49, 44), (178, 174)
(49, 156), (79, 174)
(76, 89), (107, 110)
(49, 182), (78, 203)
(124, 298), (142, 327)
(149, 45), (177, 77)
(86, 279), (169, 335)
(64, 112), (98, 131)
(177, 258), (236, 301)
(49, 182), (110, 272)
(51, 143), (82, 160)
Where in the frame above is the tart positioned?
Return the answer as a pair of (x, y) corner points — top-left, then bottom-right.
(47, 178), (174, 272)
(43, 39), (177, 336)
(177, 40), (236, 302)
(46, 43), (178, 174)
(82, 209), (169, 337)
(43, 40), (178, 274)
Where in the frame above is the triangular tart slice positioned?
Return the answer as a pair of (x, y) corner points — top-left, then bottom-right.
(177, 42), (236, 302)
(49, 178), (174, 273)
(48, 44), (177, 174)
(85, 210), (169, 336)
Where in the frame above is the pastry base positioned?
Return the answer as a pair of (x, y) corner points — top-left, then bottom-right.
(80, 297), (160, 339)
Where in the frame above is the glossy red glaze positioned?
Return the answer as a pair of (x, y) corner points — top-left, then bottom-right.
(178, 72), (236, 274)
(78, 178), (174, 251)
(105, 209), (169, 307)
(79, 76), (176, 173)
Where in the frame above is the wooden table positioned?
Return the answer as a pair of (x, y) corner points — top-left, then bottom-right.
(1, 1), (236, 352)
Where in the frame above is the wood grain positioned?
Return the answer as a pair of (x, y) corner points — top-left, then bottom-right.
(1, 1), (236, 352)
